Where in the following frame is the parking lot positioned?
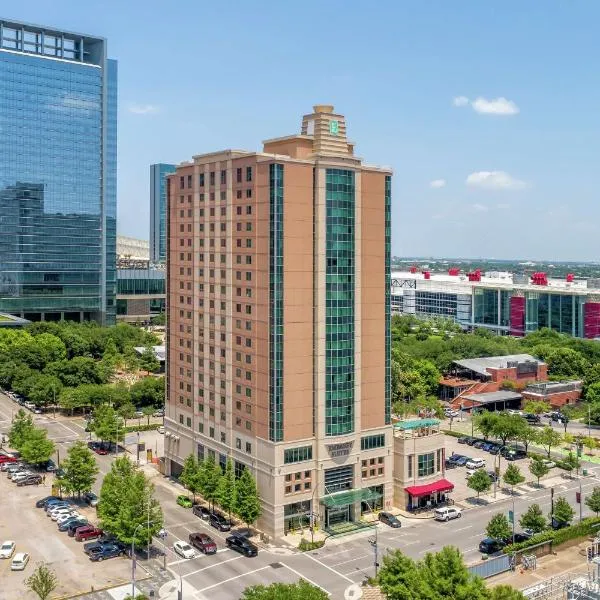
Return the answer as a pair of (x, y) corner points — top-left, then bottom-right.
(443, 434), (560, 502)
(0, 466), (133, 600)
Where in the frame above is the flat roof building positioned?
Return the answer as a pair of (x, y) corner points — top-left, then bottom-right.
(165, 104), (393, 537)
(150, 164), (177, 263)
(0, 19), (117, 324)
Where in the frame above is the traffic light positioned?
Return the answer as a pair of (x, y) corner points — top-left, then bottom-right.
(576, 491), (581, 504)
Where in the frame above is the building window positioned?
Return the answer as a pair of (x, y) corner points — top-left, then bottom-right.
(418, 453), (435, 477)
(220, 432), (226, 443)
(187, 175), (192, 188)
(361, 434), (385, 451)
(209, 171), (215, 186)
(179, 414), (184, 424)
(246, 188), (252, 198)
(199, 173), (205, 187)
(246, 166), (253, 182)
(186, 417), (192, 427)
(209, 427), (215, 438)
(284, 446), (313, 464)
(408, 454), (413, 478)
(234, 461), (246, 479)
(245, 442), (252, 453)
(220, 170), (226, 184)
(236, 438), (242, 450)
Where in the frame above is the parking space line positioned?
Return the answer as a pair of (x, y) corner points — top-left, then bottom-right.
(330, 553), (371, 568)
(167, 558), (192, 567)
(182, 554), (244, 578)
(454, 525), (473, 532)
(304, 553), (354, 583)
(281, 563), (331, 596)
(196, 565), (271, 592)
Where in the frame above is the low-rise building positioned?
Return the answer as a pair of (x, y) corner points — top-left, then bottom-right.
(522, 380), (582, 409)
(393, 419), (453, 511)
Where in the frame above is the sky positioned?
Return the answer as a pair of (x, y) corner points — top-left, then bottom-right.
(6, 1), (600, 261)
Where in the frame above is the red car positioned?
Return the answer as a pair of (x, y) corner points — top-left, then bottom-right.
(94, 447), (108, 456)
(188, 532), (217, 554)
(75, 525), (103, 541)
(0, 455), (17, 464)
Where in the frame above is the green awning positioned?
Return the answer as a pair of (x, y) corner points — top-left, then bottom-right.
(394, 418), (440, 430)
(320, 488), (382, 508)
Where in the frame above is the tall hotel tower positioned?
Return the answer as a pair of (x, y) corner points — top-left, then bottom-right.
(165, 105), (393, 537)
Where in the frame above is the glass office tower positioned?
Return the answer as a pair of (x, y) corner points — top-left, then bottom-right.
(0, 19), (117, 324)
(150, 164), (176, 263)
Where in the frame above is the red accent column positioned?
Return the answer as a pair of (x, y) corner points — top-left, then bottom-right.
(510, 296), (525, 336)
(584, 302), (600, 339)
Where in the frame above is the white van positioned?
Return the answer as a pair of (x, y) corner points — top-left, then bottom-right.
(433, 507), (462, 522)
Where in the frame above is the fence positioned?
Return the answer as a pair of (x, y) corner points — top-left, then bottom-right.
(468, 554), (515, 579)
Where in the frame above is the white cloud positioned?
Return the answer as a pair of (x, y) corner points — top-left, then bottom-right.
(452, 96), (519, 116)
(466, 171), (528, 191)
(496, 203), (511, 209)
(471, 97), (519, 115)
(128, 104), (160, 115)
(429, 179), (446, 189)
(453, 96), (469, 107)
(471, 203), (489, 212)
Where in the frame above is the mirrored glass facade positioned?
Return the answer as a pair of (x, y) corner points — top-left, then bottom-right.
(150, 163), (176, 263)
(0, 20), (117, 323)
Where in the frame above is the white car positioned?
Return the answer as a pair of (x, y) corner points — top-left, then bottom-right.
(465, 458), (486, 470)
(11, 471), (32, 482)
(52, 509), (78, 522)
(49, 507), (75, 520)
(0, 541), (16, 559)
(433, 507), (462, 522)
(11, 552), (29, 571)
(542, 459), (556, 469)
(56, 512), (80, 524)
(173, 541), (196, 559)
(157, 426), (165, 434)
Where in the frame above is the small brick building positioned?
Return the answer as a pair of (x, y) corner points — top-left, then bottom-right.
(521, 381), (582, 409)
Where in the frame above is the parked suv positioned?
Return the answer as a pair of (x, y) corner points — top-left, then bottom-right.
(465, 458), (485, 470)
(192, 504), (211, 520)
(225, 534), (258, 557)
(478, 537), (505, 554)
(75, 526), (103, 542)
(209, 512), (231, 532)
(433, 507), (462, 522)
(189, 533), (217, 554)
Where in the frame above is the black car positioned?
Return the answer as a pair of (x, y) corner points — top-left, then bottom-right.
(466, 437), (478, 446)
(192, 504), (211, 520)
(378, 512), (401, 528)
(478, 538), (505, 554)
(525, 414), (541, 424)
(89, 543), (125, 561)
(457, 436), (470, 445)
(445, 459), (457, 469)
(36, 495), (61, 508)
(509, 532), (532, 544)
(486, 470), (499, 483)
(473, 440), (486, 449)
(504, 449), (527, 462)
(488, 445), (503, 455)
(226, 534), (258, 557)
(454, 456), (470, 466)
(84, 538), (126, 555)
(59, 517), (88, 532)
(209, 512), (231, 532)
(551, 518), (570, 531)
(67, 520), (90, 537)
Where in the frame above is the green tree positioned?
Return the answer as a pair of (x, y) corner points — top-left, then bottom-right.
(45, 356), (105, 387)
(8, 409), (34, 450)
(130, 376), (164, 407)
(522, 400), (550, 415)
(468, 469), (492, 501)
(516, 425), (538, 453)
(489, 586), (526, 600)
(529, 458), (550, 486)
(25, 562), (59, 600)
(563, 451), (580, 478)
(28, 375), (63, 409)
(17, 333), (67, 370)
(519, 503), (546, 534)
(91, 404), (124, 446)
(118, 402), (136, 425)
(217, 459), (237, 521)
(234, 468), (262, 529)
(583, 436), (597, 456)
(180, 454), (202, 502)
(142, 405), (155, 425)
(503, 463), (525, 494)
(492, 413), (526, 447)
(536, 425), (562, 458)
(59, 441), (99, 497)
(199, 455), (222, 511)
(20, 428), (55, 465)
(486, 513), (512, 541)
(139, 346), (160, 374)
(545, 348), (590, 378)
(474, 412), (500, 440)
(552, 496), (575, 526)
(102, 337), (120, 361)
(585, 487), (600, 516)
(241, 580), (328, 600)
(98, 456), (163, 547)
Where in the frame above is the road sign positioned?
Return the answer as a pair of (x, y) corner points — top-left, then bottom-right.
(508, 510), (514, 524)
(576, 491), (581, 504)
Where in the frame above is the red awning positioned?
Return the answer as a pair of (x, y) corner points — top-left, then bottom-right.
(405, 479), (454, 497)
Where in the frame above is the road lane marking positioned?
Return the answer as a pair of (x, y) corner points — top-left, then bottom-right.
(196, 565), (271, 592)
(454, 525), (473, 532)
(182, 554), (244, 577)
(304, 553), (354, 583)
(281, 563), (331, 595)
(331, 553), (371, 568)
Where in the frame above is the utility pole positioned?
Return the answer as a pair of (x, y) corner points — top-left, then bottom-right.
(512, 494), (516, 544)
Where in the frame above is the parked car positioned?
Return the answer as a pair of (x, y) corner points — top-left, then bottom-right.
(51, 509), (78, 521)
(10, 552), (29, 571)
(486, 470), (499, 483)
(551, 518), (570, 530)
(88, 544), (125, 561)
(226, 534), (258, 557)
(0, 540), (16, 559)
(473, 440), (486, 450)
(457, 436), (470, 445)
(157, 426), (165, 434)
(446, 454), (464, 466)
(75, 526), (103, 542)
(173, 541), (196, 559)
(192, 504), (211, 520)
(188, 533), (217, 554)
(177, 495), (193, 508)
(481, 443), (495, 452)
(465, 437), (478, 446)
(504, 449), (527, 461)
(445, 459), (457, 469)
(36, 496), (61, 509)
(378, 512), (401, 528)
(488, 444), (503, 455)
(466, 458), (486, 470)
(40, 459), (56, 472)
(506, 532), (532, 544)
(542, 459), (556, 468)
(83, 539), (125, 555)
(454, 456), (470, 467)
(524, 414), (541, 425)
(83, 492), (99, 507)
(17, 474), (42, 486)
(154, 409), (165, 417)
(68, 519), (90, 536)
(58, 517), (88, 532)
(478, 538), (505, 555)
(45, 500), (70, 512)
(433, 507), (462, 522)
(93, 445), (109, 456)
(209, 512), (231, 532)
(0, 455), (17, 464)
(57, 512), (82, 525)
(11, 471), (33, 483)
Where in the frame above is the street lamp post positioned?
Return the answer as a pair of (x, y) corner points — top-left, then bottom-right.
(365, 500), (379, 578)
(131, 523), (145, 598)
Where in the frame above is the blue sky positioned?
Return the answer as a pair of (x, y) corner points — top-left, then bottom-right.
(8, 1), (600, 261)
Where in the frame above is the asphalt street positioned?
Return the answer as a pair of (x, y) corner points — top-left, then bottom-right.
(4, 392), (600, 599)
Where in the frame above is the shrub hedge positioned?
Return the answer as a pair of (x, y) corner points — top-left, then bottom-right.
(124, 423), (161, 433)
(298, 539), (325, 552)
(504, 516), (600, 553)
(443, 430), (465, 439)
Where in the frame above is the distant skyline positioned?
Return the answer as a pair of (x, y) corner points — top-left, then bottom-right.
(6, 1), (600, 261)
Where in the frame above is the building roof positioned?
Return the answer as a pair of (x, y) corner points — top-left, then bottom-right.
(462, 391), (522, 404)
(404, 478), (454, 497)
(453, 354), (543, 377)
(394, 418), (440, 430)
(133, 346), (166, 362)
